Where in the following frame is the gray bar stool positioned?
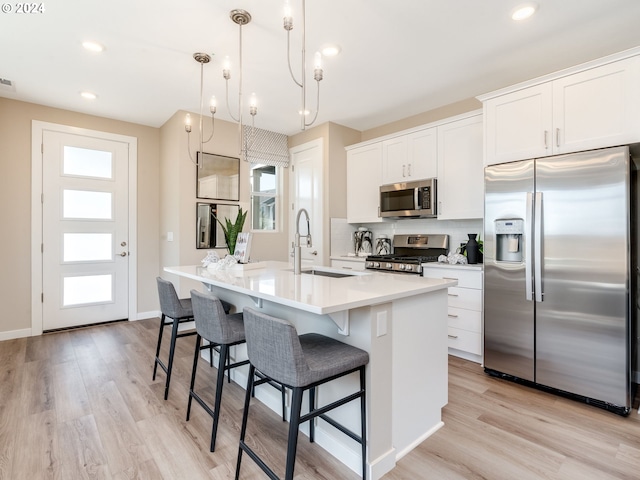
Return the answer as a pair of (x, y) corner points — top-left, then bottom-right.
(154, 277), (198, 400)
(236, 307), (369, 480)
(187, 290), (287, 452)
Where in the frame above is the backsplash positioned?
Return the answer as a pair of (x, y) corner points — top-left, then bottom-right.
(331, 217), (483, 256)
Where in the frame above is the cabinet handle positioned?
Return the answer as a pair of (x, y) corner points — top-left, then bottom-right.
(402, 164), (406, 177)
(341, 266), (353, 270)
(555, 128), (560, 148)
(448, 334), (459, 339)
(448, 293), (459, 297)
(443, 277), (458, 281)
(407, 163), (411, 176)
(438, 201), (442, 215)
(544, 130), (549, 149)
(448, 314), (459, 318)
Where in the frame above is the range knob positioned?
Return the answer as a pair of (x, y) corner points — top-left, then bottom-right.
(385, 262), (393, 269)
(399, 264), (406, 270)
(374, 262), (380, 268)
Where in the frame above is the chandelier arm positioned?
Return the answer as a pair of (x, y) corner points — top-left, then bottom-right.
(225, 79), (240, 123)
(286, 30), (303, 88)
(186, 131), (199, 166)
(202, 113), (215, 144)
(305, 79), (320, 127)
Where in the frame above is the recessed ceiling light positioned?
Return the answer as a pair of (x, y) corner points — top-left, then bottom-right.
(80, 91), (97, 100)
(512, 3), (537, 21)
(320, 44), (341, 57)
(82, 41), (104, 53)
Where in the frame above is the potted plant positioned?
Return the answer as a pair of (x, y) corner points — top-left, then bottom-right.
(213, 207), (247, 256)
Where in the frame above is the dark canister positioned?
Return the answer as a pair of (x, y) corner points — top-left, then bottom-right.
(466, 233), (479, 264)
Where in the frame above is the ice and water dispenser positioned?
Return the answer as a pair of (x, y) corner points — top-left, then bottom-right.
(495, 219), (524, 263)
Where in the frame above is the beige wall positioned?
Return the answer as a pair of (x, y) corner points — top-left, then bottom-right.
(0, 97), (160, 336)
(159, 111), (291, 296)
(361, 97), (481, 141)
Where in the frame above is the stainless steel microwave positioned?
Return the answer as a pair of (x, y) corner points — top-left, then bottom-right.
(379, 179), (437, 218)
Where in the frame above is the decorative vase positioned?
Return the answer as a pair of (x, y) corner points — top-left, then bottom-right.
(466, 234), (479, 264)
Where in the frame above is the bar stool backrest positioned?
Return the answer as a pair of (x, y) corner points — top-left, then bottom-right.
(191, 290), (242, 344)
(156, 277), (191, 319)
(243, 307), (309, 387)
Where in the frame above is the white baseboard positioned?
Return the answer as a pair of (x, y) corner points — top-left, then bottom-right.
(134, 310), (160, 320)
(0, 328), (32, 341)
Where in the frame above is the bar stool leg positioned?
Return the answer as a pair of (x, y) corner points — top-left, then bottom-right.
(164, 318), (180, 400)
(284, 387), (304, 480)
(152, 314), (167, 380)
(210, 344), (229, 452)
(236, 365), (256, 480)
(360, 366), (367, 480)
(186, 334), (202, 421)
(309, 386), (316, 443)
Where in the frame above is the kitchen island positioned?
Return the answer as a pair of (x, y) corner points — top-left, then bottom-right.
(164, 262), (456, 480)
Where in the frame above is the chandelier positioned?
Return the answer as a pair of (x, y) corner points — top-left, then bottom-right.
(284, 0), (324, 130)
(185, 9), (257, 166)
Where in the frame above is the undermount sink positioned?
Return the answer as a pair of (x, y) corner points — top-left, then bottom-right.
(301, 269), (355, 278)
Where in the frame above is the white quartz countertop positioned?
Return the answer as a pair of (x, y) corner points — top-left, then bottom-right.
(165, 262), (456, 315)
(422, 262), (484, 271)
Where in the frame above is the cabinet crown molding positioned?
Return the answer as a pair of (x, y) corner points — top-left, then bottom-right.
(477, 45), (640, 102)
(345, 109), (482, 151)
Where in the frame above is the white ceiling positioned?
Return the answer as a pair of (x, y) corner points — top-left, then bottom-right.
(2, 0), (640, 136)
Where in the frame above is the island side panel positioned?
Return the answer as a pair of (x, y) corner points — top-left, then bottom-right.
(195, 285), (394, 479)
(392, 289), (448, 459)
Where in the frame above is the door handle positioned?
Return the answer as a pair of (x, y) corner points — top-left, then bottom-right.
(120, 251), (128, 257)
(310, 251), (318, 256)
(525, 192), (533, 301)
(534, 192), (543, 302)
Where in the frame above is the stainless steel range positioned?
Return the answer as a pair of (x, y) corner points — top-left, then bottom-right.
(365, 234), (449, 274)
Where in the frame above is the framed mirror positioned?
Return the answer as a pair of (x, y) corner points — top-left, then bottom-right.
(196, 203), (216, 249)
(196, 203), (241, 249)
(196, 152), (240, 201)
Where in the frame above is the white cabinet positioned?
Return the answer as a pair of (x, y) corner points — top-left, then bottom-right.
(330, 258), (366, 271)
(437, 113), (484, 220)
(423, 265), (483, 363)
(483, 54), (640, 165)
(346, 142), (383, 224)
(381, 128), (437, 184)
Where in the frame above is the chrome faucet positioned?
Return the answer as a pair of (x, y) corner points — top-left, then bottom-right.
(294, 208), (312, 274)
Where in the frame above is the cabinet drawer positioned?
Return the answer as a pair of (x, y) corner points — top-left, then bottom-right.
(423, 268), (482, 289)
(447, 327), (482, 355)
(330, 259), (365, 271)
(447, 307), (481, 333)
(447, 287), (482, 310)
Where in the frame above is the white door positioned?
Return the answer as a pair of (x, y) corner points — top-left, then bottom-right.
(42, 131), (130, 330)
(290, 139), (323, 267)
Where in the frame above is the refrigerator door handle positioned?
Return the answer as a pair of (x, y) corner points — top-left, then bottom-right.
(534, 192), (544, 302)
(525, 192), (533, 301)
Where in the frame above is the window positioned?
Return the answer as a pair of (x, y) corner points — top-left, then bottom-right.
(250, 163), (280, 231)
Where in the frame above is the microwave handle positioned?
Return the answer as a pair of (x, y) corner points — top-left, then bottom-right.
(414, 188), (421, 210)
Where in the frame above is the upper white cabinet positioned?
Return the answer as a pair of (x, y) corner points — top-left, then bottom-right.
(346, 142), (383, 224)
(482, 52), (640, 165)
(381, 128), (437, 184)
(437, 114), (484, 220)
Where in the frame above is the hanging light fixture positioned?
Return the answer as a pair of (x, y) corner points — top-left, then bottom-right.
(283, 0), (323, 130)
(185, 53), (216, 166)
(185, 9), (257, 165)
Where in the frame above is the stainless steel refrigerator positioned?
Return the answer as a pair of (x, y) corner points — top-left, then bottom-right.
(484, 145), (635, 414)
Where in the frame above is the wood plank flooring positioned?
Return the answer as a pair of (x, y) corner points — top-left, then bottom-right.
(0, 318), (638, 479)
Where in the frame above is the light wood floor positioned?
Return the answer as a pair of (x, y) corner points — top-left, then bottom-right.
(0, 318), (638, 479)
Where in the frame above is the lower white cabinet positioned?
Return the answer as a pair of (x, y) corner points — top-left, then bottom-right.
(423, 264), (483, 363)
(330, 258), (366, 271)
